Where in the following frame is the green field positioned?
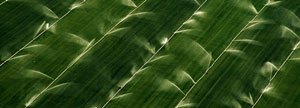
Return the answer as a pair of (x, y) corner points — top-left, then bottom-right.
(0, 0), (299, 107)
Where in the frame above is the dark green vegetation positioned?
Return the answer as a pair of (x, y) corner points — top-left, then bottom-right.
(0, 0), (299, 108)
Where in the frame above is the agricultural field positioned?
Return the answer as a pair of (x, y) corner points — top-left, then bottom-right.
(0, 0), (299, 107)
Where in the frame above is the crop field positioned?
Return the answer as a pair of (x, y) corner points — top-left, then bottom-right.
(0, 0), (299, 108)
